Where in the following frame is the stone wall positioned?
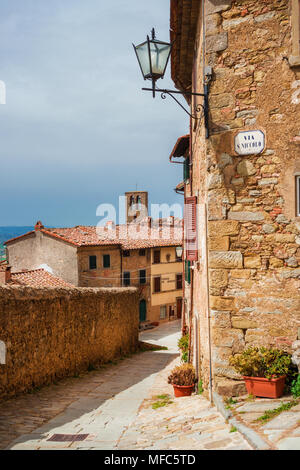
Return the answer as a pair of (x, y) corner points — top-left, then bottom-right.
(189, 0), (300, 395)
(0, 286), (139, 399)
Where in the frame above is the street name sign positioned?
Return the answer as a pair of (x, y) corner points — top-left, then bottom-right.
(234, 130), (265, 155)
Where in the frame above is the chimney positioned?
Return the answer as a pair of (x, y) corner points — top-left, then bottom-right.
(35, 221), (44, 231)
(0, 265), (11, 284)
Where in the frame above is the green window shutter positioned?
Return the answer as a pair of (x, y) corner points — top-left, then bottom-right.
(185, 260), (191, 284)
(184, 157), (190, 182)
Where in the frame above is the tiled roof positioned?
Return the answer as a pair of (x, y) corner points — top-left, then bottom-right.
(10, 269), (74, 288)
(5, 219), (183, 250)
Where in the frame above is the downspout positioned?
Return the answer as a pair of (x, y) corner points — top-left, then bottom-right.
(202, 0), (213, 404)
(188, 117), (193, 363)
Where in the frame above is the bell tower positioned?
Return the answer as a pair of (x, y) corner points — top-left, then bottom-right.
(125, 191), (148, 223)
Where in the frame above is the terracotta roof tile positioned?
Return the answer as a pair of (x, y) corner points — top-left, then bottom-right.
(5, 218), (183, 250)
(10, 269), (74, 288)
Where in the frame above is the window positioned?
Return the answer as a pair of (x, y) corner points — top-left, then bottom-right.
(89, 255), (97, 270)
(296, 175), (300, 216)
(160, 305), (167, 319)
(123, 271), (130, 286)
(123, 250), (130, 257)
(103, 254), (110, 268)
(139, 269), (146, 285)
(176, 274), (183, 290)
(153, 250), (161, 264)
(185, 260), (191, 284)
(183, 156), (190, 182)
(154, 276), (161, 293)
(184, 196), (198, 261)
(139, 249), (146, 256)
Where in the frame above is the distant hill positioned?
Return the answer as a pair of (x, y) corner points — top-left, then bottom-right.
(0, 227), (34, 245)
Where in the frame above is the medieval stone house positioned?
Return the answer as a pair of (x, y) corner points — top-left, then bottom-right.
(5, 192), (183, 326)
(169, 0), (300, 396)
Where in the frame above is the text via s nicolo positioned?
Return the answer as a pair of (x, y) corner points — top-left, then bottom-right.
(0, 341), (6, 365)
(0, 81), (6, 105)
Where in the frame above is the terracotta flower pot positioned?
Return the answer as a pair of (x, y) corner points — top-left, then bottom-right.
(172, 383), (195, 397)
(243, 375), (286, 398)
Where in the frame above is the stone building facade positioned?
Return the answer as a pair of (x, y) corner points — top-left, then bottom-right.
(5, 194), (183, 325)
(170, 0), (300, 396)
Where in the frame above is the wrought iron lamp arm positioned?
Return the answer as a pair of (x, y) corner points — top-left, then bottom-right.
(142, 87), (206, 121)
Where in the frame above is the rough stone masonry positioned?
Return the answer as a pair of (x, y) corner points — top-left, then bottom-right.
(171, 0), (300, 395)
(0, 286), (139, 399)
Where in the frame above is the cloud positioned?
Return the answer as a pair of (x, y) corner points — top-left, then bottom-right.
(0, 0), (187, 226)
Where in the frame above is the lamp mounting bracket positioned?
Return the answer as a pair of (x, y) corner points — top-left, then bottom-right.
(142, 87), (208, 125)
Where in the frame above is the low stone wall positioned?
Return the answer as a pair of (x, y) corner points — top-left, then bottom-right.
(0, 286), (139, 399)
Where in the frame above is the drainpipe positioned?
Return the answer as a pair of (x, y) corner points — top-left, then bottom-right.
(205, 203), (213, 404)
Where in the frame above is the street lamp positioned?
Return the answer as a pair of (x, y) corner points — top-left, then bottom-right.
(133, 28), (211, 132)
(133, 28), (172, 97)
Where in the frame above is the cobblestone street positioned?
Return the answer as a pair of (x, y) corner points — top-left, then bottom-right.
(1, 320), (251, 450)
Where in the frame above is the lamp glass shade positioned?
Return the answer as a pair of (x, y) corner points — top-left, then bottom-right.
(134, 37), (172, 81)
(176, 246), (183, 258)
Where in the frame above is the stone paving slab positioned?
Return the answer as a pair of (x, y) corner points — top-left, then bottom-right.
(3, 320), (252, 451)
(226, 394), (300, 450)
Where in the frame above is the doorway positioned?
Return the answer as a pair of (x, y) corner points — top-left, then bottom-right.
(176, 297), (183, 319)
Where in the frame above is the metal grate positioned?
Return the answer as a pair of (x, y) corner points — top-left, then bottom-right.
(47, 434), (89, 442)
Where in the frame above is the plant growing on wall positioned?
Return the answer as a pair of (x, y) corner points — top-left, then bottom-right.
(291, 375), (300, 398)
(178, 334), (189, 363)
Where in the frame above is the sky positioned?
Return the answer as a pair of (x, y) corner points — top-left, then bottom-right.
(0, 0), (188, 227)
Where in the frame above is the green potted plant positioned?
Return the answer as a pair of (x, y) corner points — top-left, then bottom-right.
(168, 363), (196, 397)
(229, 347), (292, 398)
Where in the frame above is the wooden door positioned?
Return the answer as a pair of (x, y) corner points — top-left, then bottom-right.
(176, 298), (183, 319)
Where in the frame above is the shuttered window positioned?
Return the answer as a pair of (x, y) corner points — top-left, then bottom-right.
(123, 272), (130, 286)
(103, 254), (110, 268)
(185, 260), (191, 284)
(176, 274), (183, 290)
(184, 196), (198, 261)
(154, 276), (161, 293)
(139, 269), (146, 285)
(89, 255), (97, 270)
(183, 157), (190, 182)
(153, 250), (161, 264)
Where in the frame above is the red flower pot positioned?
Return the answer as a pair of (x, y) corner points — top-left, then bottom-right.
(172, 383), (195, 397)
(243, 375), (286, 398)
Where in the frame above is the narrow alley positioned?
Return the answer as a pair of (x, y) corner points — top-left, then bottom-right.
(1, 321), (251, 450)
